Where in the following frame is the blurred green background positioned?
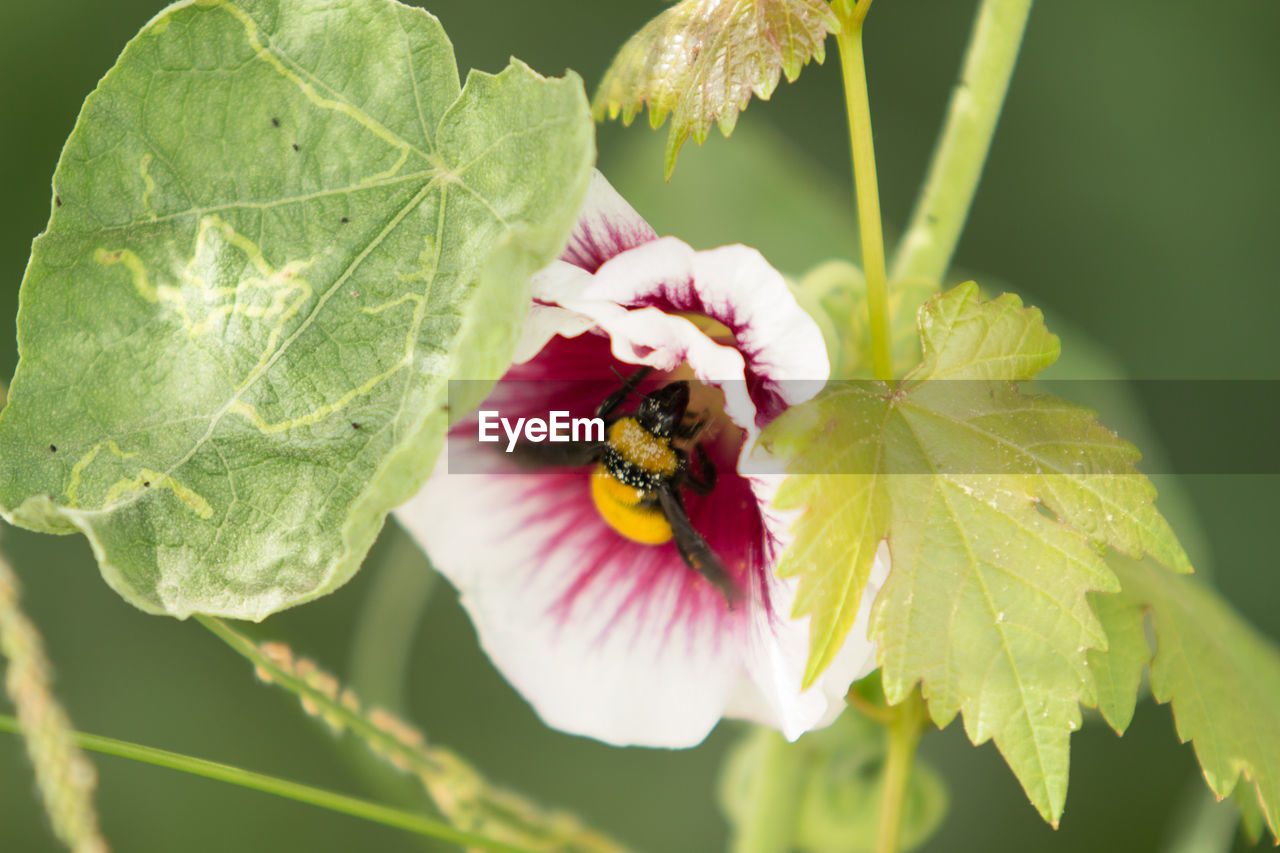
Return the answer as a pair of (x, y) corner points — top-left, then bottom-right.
(1, 1), (1277, 851)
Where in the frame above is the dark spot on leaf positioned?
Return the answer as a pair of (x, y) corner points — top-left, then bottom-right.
(291, 142), (300, 151)
(54, 196), (62, 207)
(340, 217), (349, 224)
(143, 481), (150, 488)
(49, 444), (57, 453)
(351, 422), (360, 430)
(271, 117), (280, 128)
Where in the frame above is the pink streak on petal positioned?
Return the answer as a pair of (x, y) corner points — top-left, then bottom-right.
(616, 278), (792, 426)
(561, 172), (658, 273)
(457, 331), (778, 648)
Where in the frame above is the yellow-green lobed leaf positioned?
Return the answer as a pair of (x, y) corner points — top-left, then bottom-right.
(593, 0), (838, 178)
(0, 0), (595, 620)
(1084, 589), (1151, 736)
(1092, 558), (1280, 841)
(769, 283), (1191, 825)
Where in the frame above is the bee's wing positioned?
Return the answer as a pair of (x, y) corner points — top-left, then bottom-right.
(507, 439), (606, 469)
(656, 481), (741, 607)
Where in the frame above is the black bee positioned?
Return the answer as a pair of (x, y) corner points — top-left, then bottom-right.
(515, 367), (739, 605)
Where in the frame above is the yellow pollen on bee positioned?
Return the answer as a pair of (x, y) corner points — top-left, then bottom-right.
(590, 466), (673, 545)
(608, 418), (679, 476)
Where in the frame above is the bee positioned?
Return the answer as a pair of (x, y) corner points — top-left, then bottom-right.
(514, 367), (739, 606)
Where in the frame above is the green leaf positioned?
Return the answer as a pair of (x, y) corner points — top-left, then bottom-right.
(912, 283), (1059, 381)
(1093, 558), (1280, 841)
(593, 0), (838, 178)
(0, 0), (594, 620)
(768, 283), (1190, 825)
(1236, 783), (1267, 846)
(1085, 589), (1150, 735)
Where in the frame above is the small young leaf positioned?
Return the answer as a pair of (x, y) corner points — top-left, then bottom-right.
(594, 0), (838, 178)
(1097, 558), (1280, 841)
(768, 283), (1191, 825)
(0, 0), (594, 620)
(911, 283), (1059, 381)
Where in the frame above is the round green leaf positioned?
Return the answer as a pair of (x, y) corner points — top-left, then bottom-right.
(0, 0), (594, 620)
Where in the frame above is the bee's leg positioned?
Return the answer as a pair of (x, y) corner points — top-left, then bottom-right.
(674, 413), (710, 441)
(656, 481), (740, 608)
(684, 444), (717, 495)
(596, 366), (652, 420)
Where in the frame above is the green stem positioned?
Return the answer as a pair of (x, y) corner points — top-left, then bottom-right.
(196, 615), (632, 853)
(834, 0), (892, 382)
(875, 693), (926, 853)
(195, 615), (447, 781)
(890, 0), (1035, 285)
(0, 713), (534, 853)
(729, 730), (806, 853)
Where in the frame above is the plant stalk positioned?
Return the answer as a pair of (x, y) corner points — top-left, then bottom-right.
(875, 693), (926, 853)
(834, 0), (892, 382)
(891, 0), (1035, 285)
(0, 713), (532, 853)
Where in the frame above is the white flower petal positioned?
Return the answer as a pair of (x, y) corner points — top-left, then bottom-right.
(561, 170), (658, 273)
(726, 541), (890, 738)
(582, 240), (830, 414)
(514, 301), (594, 364)
(688, 246), (831, 391)
(545, 240), (763, 437)
(395, 452), (744, 749)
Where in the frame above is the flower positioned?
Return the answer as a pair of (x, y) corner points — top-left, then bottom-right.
(395, 171), (889, 748)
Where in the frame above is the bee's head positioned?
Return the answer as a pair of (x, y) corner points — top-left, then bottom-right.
(635, 381), (689, 439)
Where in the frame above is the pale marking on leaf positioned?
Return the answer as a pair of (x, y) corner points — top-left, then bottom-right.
(139, 154), (158, 221)
(200, 0), (423, 184)
(226, 353), (410, 434)
(223, 184), (446, 436)
(87, 161), (444, 520)
(66, 443), (211, 520)
(66, 441), (138, 506)
(361, 293), (423, 315)
(396, 234), (437, 285)
(72, 24), (554, 517)
(95, 215), (313, 346)
(102, 468), (213, 520)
